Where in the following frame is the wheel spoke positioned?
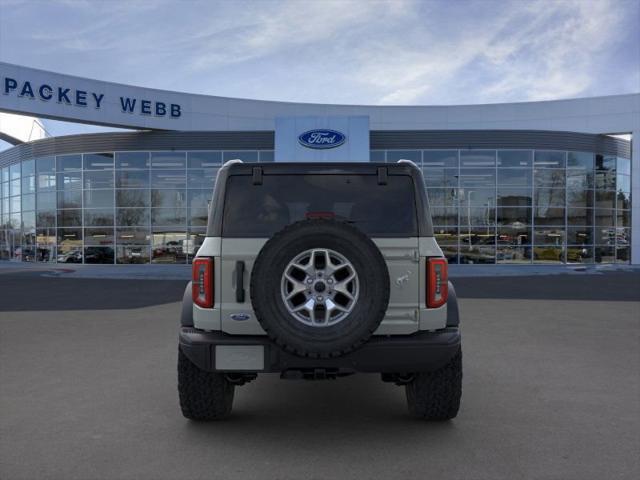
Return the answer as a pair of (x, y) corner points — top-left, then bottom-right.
(281, 248), (358, 327)
(333, 272), (356, 300)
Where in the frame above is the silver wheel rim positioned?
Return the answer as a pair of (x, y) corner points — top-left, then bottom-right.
(280, 248), (359, 327)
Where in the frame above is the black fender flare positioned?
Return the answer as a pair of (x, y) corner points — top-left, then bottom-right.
(180, 281), (194, 327)
(446, 281), (460, 327)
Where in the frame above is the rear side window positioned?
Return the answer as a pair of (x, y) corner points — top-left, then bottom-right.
(222, 174), (418, 237)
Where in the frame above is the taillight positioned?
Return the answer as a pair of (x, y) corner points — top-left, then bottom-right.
(427, 258), (448, 308)
(192, 257), (214, 308)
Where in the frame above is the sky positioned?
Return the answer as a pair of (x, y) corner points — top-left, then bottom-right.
(0, 0), (639, 143)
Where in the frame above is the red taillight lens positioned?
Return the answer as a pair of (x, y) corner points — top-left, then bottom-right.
(192, 258), (214, 308)
(427, 258), (448, 308)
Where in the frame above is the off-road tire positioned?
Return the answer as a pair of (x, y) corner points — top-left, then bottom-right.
(405, 347), (462, 421)
(178, 348), (235, 420)
(250, 219), (389, 359)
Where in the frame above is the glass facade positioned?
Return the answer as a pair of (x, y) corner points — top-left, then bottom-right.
(0, 150), (273, 264)
(0, 148), (632, 265)
(374, 149), (632, 264)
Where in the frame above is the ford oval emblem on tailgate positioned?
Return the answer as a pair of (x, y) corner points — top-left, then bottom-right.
(230, 313), (251, 321)
(298, 129), (346, 149)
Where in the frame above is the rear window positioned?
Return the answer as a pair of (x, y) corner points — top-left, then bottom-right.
(222, 174), (418, 237)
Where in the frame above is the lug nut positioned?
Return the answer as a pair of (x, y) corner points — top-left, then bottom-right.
(327, 278), (334, 284)
(316, 296), (323, 302)
(306, 278), (313, 284)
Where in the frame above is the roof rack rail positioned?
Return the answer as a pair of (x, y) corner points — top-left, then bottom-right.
(397, 159), (419, 168)
(223, 159), (243, 167)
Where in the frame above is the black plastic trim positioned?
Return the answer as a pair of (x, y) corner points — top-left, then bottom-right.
(235, 261), (245, 303)
(180, 282), (194, 327)
(179, 327), (461, 374)
(446, 281), (459, 327)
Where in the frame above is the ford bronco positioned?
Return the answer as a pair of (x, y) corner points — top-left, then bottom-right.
(178, 160), (462, 420)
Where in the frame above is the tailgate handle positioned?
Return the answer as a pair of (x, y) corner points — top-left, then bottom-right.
(235, 261), (245, 302)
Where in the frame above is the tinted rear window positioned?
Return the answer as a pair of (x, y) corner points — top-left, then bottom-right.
(222, 174), (418, 237)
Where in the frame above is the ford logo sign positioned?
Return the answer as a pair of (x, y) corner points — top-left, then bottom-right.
(298, 129), (346, 149)
(230, 313), (251, 321)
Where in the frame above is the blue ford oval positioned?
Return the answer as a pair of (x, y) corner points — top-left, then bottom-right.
(298, 129), (346, 149)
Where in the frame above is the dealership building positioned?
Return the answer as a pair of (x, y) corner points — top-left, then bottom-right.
(0, 62), (638, 265)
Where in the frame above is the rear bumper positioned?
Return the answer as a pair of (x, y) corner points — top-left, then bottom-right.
(179, 327), (461, 374)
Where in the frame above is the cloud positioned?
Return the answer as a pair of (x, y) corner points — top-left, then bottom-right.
(0, 0), (637, 106)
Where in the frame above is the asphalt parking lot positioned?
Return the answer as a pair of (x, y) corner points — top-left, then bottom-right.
(1, 271), (639, 480)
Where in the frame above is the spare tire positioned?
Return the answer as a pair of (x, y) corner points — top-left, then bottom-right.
(250, 219), (389, 358)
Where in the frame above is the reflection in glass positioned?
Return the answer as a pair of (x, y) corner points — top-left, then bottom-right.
(151, 189), (186, 208)
(532, 246), (563, 263)
(497, 225), (531, 245)
(426, 188), (457, 206)
(567, 152), (593, 169)
(595, 246), (615, 263)
(36, 210), (55, 228)
(187, 229), (207, 261)
(497, 188), (532, 207)
(433, 227), (458, 245)
(594, 226), (616, 245)
(187, 169), (218, 188)
(497, 207), (531, 225)
(567, 208), (593, 226)
(116, 245), (150, 264)
(566, 246), (593, 263)
(57, 154), (82, 171)
(84, 190), (114, 209)
(430, 206), (458, 226)
(37, 173), (56, 191)
(423, 168), (458, 187)
(117, 189), (150, 208)
(188, 208), (209, 226)
(116, 227), (150, 245)
(22, 193), (35, 211)
(615, 246), (630, 263)
(497, 246), (531, 263)
(460, 151), (495, 167)
(497, 169), (531, 186)
(83, 153), (114, 170)
(57, 209), (82, 227)
(460, 244), (496, 264)
(534, 169), (565, 187)
(84, 246), (114, 264)
(57, 190), (82, 209)
(21, 175), (36, 194)
(497, 150), (532, 167)
(116, 170), (149, 188)
(534, 151), (565, 168)
(423, 150), (457, 168)
(84, 170), (114, 189)
(534, 206), (565, 226)
(36, 157), (55, 173)
(151, 208), (187, 226)
(22, 159), (35, 176)
(151, 170), (186, 188)
(567, 227), (592, 245)
(458, 169), (495, 187)
(84, 208), (114, 226)
(57, 229), (83, 263)
(116, 152), (149, 169)
(117, 208), (150, 226)
(534, 227), (565, 245)
(440, 246), (458, 264)
(57, 171), (82, 190)
(84, 228), (114, 245)
(594, 209), (615, 227)
(151, 229), (187, 263)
